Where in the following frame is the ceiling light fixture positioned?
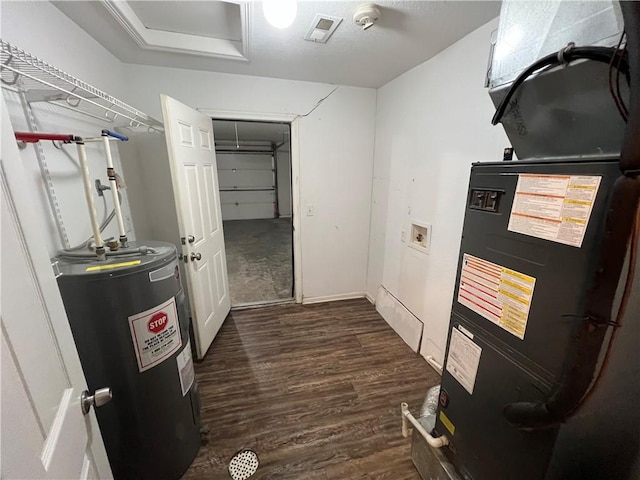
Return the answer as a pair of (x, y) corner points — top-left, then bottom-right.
(263, 0), (297, 29)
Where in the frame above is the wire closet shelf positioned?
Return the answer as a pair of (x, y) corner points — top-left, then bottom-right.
(0, 40), (164, 132)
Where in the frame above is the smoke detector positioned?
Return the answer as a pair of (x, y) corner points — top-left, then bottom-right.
(353, 3), (381, 31)
(304, 14), (343, 43)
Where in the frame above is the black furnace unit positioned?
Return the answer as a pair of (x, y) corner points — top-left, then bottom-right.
(430, 1), (640, 479)
(435, 159), (639, 479)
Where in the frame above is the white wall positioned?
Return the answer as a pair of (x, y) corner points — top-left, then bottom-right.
(367, 19), (510, 363)
(117, 133), (179, 247)
(125, 65), (377, 302)
(1, 2), (136, 256)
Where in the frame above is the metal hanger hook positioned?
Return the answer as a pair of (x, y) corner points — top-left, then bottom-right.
(0, 55), (20, 86)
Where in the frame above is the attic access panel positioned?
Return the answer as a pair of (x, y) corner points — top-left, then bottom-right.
(101, 0), (249, 60)
(128, 1), (243, 41)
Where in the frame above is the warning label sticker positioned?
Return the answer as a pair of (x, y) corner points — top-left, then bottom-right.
(86, 260), (141, 272)
(508, 174), (601, 248)
(439, 411), (456, 436)
(176, 340), (195, 396)
(458, 254), (536, 339)
(446, 327), (482, 395)
(129, 297), (182, 372)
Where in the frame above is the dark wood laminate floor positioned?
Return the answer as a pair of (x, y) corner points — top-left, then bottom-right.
(182, 299), (440, 480)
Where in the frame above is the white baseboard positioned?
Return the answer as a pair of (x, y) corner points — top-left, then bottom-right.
(364, 292), (375, 304)
(302, 292), (366, 304)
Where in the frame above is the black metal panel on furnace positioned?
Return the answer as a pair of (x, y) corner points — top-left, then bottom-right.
(56, 242), (201, 480)
(434, 159), (636, 480)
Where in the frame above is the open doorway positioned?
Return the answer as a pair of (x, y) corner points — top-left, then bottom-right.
(212, 119), (293, 307)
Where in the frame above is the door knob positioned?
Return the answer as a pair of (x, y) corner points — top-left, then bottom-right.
(187, 235), (195, 243)
(81, 387), (112, 415)
(190, 252), (202, 261)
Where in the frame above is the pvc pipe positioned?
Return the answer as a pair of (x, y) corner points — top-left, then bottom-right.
(401, 405), (412, 438)
(76, 140), (106, 260)
(101, 133), (128, 247)
(401, 402), (449, 448)
(65, 191), (122, 252)
(426, 355), (444, 374)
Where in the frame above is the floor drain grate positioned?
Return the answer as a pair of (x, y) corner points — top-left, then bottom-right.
(228, 449), (259, 480)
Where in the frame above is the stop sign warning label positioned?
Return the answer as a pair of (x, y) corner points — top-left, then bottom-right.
(148, 312), (168, 334)
(129, 297), (182, 372)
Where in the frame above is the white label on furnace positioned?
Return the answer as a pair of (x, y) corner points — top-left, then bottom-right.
(446, 327), (482, 395)
(508, 174), (601, 248)
(458, 254), (536, 339)
(128, 297), (182, 373)
(176, 339), (195, 396)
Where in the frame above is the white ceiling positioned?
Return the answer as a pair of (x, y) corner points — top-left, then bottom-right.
(213, 120), (290, 143)
(53, 1), (501, 88)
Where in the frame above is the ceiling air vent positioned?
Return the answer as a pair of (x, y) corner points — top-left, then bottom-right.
(304, 14), (343, 43)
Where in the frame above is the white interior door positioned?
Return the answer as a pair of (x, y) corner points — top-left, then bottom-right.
(161, 94), (231, 359)
(1, 100), (111, 479)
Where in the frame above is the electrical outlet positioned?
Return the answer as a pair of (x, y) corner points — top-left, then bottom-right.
(401, 230), (406, 242)
(306, 205), (314, 216)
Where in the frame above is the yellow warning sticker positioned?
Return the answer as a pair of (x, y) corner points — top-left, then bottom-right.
(458, 254), (536, 339)
(439, 411), (456, 436)
(86, 260), (141, 272)
(507, 174), (601, 248)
